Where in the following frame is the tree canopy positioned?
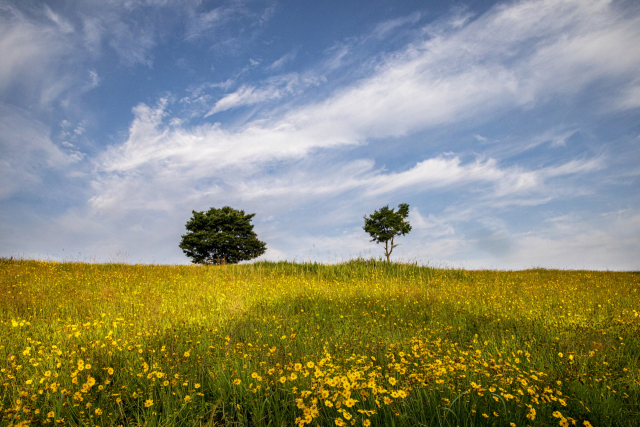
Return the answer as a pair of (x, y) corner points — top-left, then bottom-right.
(179, 206), (266, 265)
(363, 203), (412, 262)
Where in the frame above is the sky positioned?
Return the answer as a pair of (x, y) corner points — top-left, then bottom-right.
(1, 0), (639, 270)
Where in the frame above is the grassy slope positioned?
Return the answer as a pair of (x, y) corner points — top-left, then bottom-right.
(0, 259), (638, 426)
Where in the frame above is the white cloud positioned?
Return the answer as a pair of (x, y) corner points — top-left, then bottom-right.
(96, 90), (603, 217)
(409, 208), (456, 238)
(44, 5), (74, 34)
(109, 20), (155, 67)
(86, 70), (100, 90)
(185, 5), (244, 40)
(74, 123), (86, 135)
(230, 154), (602, 207)
(96, 0), (629, 215)
(498, 210), (640, 270)
(0, 106), (76, 199)
(542, 157), (603, 177)
(615, 82), (640, 110)
(204, 73), (302, 116)
(365, 157), (505, 196)
(299, 0), (640, 139)
(81, 17), (103, 54)
(371, 11), (421, 39)
(387, 208), (640, 270)
(1, 1), (180, 107)
(268, 50), (297, 70)
(205, 85), (281, 116)
(0, 6), (72, 103)
(323, 43), (350, 71)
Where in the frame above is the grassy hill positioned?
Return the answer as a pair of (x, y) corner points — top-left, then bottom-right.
(0, 259), (638, 426)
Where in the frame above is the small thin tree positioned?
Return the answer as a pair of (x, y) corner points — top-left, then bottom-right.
(363, 203), (411, 262)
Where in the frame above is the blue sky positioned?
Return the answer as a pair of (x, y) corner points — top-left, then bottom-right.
(1, 0), (639, 269)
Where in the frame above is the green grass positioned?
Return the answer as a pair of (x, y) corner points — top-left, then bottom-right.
(0, 258), (638, 426)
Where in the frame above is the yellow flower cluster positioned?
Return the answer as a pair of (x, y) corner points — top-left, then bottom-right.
(0, 259), (637, 426)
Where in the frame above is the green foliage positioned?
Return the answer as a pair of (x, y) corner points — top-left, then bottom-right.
(363, 203), (412, 261)
(179, 206), (266, 264)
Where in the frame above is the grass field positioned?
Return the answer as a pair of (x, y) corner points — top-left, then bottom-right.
(0, 259), (638, 427)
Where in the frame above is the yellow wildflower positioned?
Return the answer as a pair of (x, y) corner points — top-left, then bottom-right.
(345, 398), (358, 408)
(526, 408), (536, 420)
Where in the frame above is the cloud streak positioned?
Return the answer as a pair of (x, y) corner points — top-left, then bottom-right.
(96, 0), (626, 207)
(0, 105), (81, 199)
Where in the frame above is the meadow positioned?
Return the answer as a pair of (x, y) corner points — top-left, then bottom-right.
(0, 258), (638, 427)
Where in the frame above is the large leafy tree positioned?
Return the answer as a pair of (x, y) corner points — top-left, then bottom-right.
(363, 203), (412, 262)
(179, 206), (267, 265)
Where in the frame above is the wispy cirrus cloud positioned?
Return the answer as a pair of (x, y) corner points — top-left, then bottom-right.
(185, 5), (242, 40)
(370, 11), (421, 40)
(267, 49), (298, 70)
(97, 0), (633, 213)
(204, 81), (291, 116)
(0, 105), (82, 199)
(95, 89), (604, 216)
(0, 5), (75, 105)
(44, 5), (74, 34)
